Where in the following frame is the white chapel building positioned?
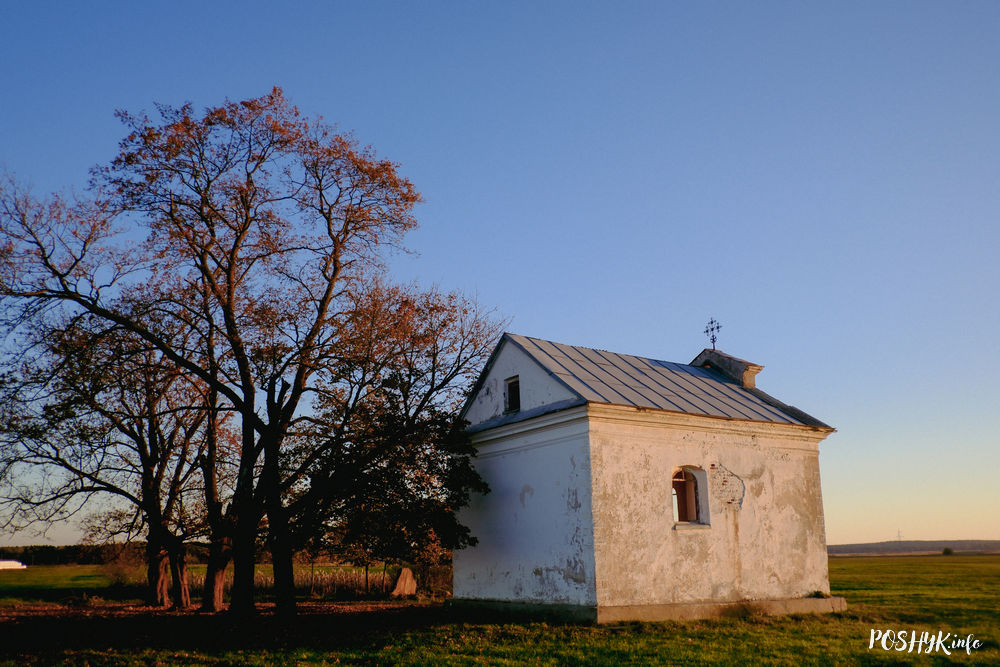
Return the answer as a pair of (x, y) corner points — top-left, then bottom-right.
(452, 333), (845, 622)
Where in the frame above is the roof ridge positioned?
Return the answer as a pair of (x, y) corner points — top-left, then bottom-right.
(465, 332), (833, 431)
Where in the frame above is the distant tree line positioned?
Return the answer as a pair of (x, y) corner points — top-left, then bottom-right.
(0, 89), (502, 617)
(0, 544), (146, 566)
(0, 542), (220, 566)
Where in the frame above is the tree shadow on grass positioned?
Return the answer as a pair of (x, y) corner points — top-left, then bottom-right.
(0, 601), (477, 659)
(0, 583), (145, 604)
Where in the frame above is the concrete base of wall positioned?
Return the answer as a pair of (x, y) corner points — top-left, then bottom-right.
(450, 596), (847, 624)
(596, 596), (847, 623)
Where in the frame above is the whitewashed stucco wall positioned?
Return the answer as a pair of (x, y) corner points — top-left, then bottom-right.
(452, 409), (598, 606)
(455, 339), (833, 610)
(587, 405), (831, 607)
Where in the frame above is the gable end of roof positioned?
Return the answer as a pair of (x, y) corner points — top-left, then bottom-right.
(461, 333), (834, 432)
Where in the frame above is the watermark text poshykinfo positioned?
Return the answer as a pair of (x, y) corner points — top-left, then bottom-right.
(869, 628), (983, 656)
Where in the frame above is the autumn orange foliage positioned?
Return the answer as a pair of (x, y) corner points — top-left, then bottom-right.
(0, 89), (502, 618)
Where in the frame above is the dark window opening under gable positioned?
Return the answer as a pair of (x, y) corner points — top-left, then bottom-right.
(504, 376), (520, 413)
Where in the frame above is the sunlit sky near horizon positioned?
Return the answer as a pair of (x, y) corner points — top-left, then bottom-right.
(1, 1), (998, 547)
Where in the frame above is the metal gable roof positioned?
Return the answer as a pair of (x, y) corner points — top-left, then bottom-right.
(491, 333), (831, 429)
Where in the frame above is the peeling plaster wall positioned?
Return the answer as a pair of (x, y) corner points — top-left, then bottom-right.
(463, 342), (576, 426)
(588, 407), (832, 606)
(453, 410), (598, 606)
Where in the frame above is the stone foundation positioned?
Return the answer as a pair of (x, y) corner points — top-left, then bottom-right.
(450, 596), (847, 624)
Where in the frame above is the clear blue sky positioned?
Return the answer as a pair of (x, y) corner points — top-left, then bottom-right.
(1, 1), (997, 546)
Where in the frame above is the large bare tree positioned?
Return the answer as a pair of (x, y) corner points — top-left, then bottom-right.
(0, 89), (499, 617)
(0, 318), (207, 607)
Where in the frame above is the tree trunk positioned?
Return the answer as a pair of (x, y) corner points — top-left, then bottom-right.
(261, 428), (296, 620)
(228, 517), (257, 617)
(168, 541), (191, 609)
(269, 523), (296, 620)
(156, 552), (170, 606)
(201, 534), (231, 612)
(199, 381), (232, 613)
(202, 557), (229, 612)
(145, 537), (170, 606)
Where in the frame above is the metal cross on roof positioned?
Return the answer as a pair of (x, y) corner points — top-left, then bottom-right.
(704, 318), (722, 350)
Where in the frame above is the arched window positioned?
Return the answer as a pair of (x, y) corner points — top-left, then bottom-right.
(672, 468), (701, 523)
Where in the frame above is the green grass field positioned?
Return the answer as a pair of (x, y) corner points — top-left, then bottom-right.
(0, 561), (442, 605)
(0, 564), (139, 605)
(0, 555), (997, 665)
